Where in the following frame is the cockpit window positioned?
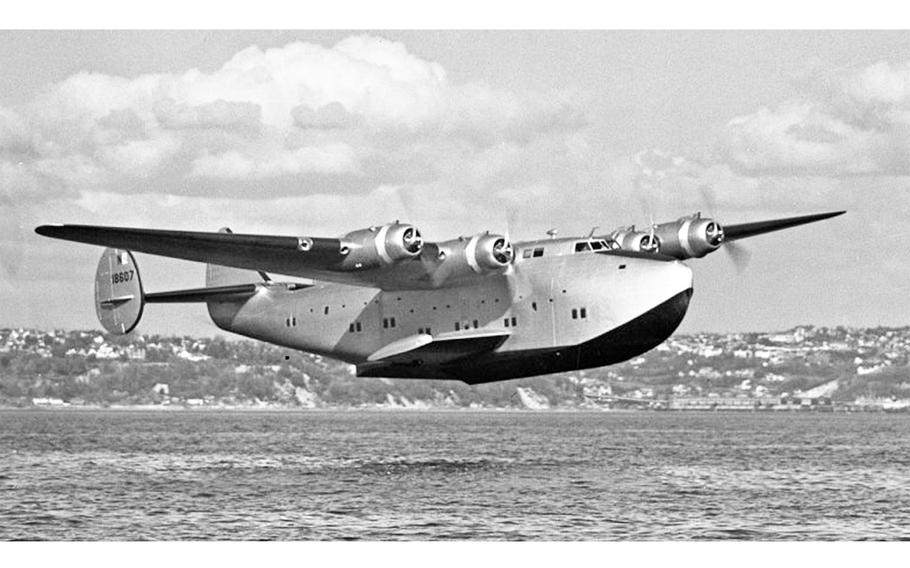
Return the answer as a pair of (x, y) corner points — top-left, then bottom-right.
(523, 247), (545, 258)
(574, 239), (612, 253)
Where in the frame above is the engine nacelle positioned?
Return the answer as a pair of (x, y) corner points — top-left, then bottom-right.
(338, 222), (424, 269)
(651, 214), (724, 259)
(610, 227), (662, 254)
(423, 232), (514, 286)
(465, 233), (514, 272)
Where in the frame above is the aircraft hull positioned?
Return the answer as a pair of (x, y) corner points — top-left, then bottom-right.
(358, 288), (693, 383)
(207, 252), (694, 382)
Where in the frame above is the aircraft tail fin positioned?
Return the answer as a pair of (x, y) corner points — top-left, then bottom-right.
(95, 247), (145, 335)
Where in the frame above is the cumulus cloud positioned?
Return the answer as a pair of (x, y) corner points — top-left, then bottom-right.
(0, 106), (32, 155)
(190, 144), (358, 179)
(2, 35), (585, 204)
(719, 61), (910, 176)
(153, 98), (262, 132)
(96, 135), (182, 177)
(291, 102), (356, 130)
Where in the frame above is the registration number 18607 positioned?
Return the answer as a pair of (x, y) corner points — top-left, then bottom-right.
(111, 270), (135, 284)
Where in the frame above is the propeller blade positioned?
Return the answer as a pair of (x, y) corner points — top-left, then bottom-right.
(724, 211), (845, 242)
(396, 186), (416, 224)
(0, 207), (26, 279)
(724, 241), (753, 273)
(698, 184), (718, 218)
(505, 207), (519, 243)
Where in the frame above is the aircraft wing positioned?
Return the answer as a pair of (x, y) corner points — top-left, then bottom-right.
(35, 224), (392, 288)
(722, 211), (845, 242)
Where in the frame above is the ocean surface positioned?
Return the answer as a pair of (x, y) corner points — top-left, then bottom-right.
(1, 409), (909, 540)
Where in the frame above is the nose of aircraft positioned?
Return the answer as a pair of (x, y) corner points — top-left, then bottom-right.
(636, 260), (693, 337)
(583, 259), (693, 367)
(660, 260), (694, 299)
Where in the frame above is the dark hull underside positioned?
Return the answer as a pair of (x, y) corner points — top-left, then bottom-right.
(358, 288), (693, 384)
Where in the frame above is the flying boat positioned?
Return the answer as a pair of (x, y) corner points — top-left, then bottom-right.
(36, 210), (844, 383)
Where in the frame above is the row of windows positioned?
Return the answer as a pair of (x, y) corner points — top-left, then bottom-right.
(299, 308), (586, 332)
(285, 317), (298, 327)
(308, 301), (512, 315)
(455, 320), (479, 331)
(571, 307), (588, 320)
(340, 316), (518, 334)
(521, 247), (546, 259)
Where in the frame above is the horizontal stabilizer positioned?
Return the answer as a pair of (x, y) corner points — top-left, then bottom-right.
(724, 211), (845, 242)
(98, 295), (136, 307)
(144, 284), (259, 304)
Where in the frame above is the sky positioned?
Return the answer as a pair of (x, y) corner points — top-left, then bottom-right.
(2, 29), (910, 336)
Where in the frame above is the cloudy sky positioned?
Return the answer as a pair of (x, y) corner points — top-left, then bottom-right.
(2, 30), (909, 335)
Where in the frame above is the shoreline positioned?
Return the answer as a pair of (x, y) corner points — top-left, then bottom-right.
(0, 404), (618, 413)
(0, 404), (900, 414)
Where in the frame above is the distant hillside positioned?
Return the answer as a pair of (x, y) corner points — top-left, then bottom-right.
(2, 326), (909, 410)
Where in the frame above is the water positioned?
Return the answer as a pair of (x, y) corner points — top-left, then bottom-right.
(1, 409), (909, 540)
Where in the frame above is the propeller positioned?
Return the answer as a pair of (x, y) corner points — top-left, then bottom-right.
(639, 230), (661, 254)
(634, 183), (664, 254)
(723, 240), (752, 273)
(492, 237), (514, 265)
(402, 226), (423, 254)
(0, 203), (27, 287)
(698, 184), (751, 273)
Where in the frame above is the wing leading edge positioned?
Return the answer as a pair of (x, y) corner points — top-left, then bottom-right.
(723, 211), (845, 242)
(36, 211), (845, 291)
(35, 224), (365, 285)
